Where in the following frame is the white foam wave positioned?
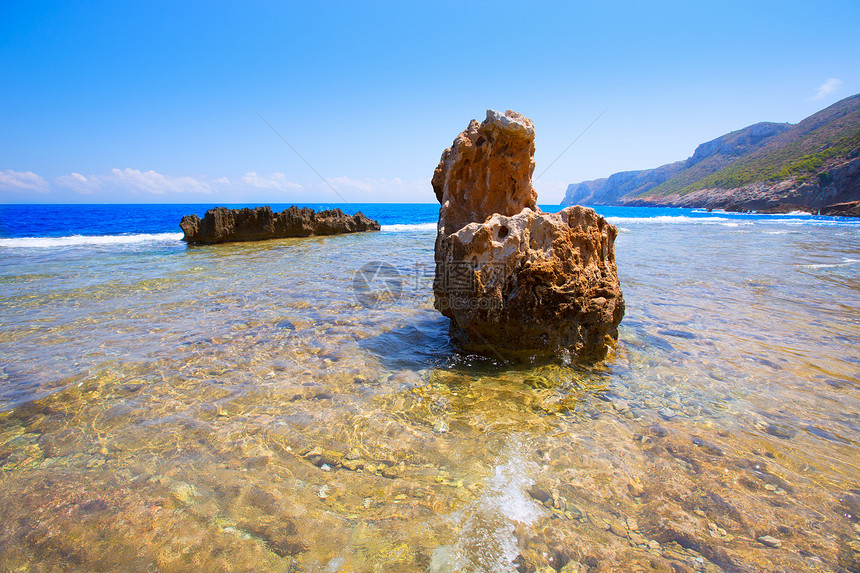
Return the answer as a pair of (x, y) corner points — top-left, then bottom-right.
(0, 232), (183, 249)
(607, 214), (859, 228)
(381, 222), (437, 232)
(435, 438), (546, 573)
(800, 258), (860, 269)
(760, 218), (857, 227)
(605, 215), (752, 226)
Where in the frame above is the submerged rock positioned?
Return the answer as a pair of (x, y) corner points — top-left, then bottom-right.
(757, 535), (782, 548)
(432, 110), (624, 361)
(179, 205), (380, 244)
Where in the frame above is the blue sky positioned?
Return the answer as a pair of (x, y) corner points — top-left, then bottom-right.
(1, 1), (858, 204)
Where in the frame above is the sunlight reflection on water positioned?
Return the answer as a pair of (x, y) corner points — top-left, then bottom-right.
(0, 218), (859, 571)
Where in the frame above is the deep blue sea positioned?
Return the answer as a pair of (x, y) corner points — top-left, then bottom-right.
(1, 203), (859, 571)
(1, 202), (857, 243)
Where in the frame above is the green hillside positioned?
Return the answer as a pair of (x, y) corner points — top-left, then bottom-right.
(645, 93), (860, 197)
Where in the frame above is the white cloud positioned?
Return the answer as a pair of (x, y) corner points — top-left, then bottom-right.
(54, 172), (93, 193)
(241, 171), (303, 190)
(55, 168), (213, 195)
(0, 169), (49, 193)
(6, 168), (433, 202)
(323, 176), (431, 201)
(329, 176), (373, 192)
(109, 168), (213, 194)
(811, 78), (843, 100)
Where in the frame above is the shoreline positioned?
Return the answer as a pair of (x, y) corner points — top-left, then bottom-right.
(571, 198), (860, 217)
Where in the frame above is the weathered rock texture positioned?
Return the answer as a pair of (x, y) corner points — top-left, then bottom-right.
(433, 110), (624, 361)
(433, 110), (538, 235)
(180, 205), (380, 244)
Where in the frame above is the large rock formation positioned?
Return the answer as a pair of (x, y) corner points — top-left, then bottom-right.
(180, 205), (380, 244)
(433, 110), (624, 362)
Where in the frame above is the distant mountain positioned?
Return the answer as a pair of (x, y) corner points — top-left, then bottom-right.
(562, 94), (860, 213)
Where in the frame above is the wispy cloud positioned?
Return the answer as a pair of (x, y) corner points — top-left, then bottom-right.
(109, 168), (212, 194)
(241, 172), (303, 191)
(54, 172), (96, 194)
(3, 168), (433, 202)
(325, 176), (430, 200)
(55, 168), (214, 195)
(329, 176), (373, 192)
(811, 78), (843, 100)
(0, 169), (49, 193)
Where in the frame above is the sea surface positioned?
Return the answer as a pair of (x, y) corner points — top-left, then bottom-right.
(0, 203), (859, 572)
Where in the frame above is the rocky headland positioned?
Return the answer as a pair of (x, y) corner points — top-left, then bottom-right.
(180, 205), (380, 244)
(562, 93), (860, 215)
(433, 110), (624, 362)
(820, 199), (860, 217)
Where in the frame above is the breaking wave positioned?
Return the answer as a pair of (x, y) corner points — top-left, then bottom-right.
(605, 215), (753, 226)
(0, 233), (183, 249)
(381, 222), (437, 232)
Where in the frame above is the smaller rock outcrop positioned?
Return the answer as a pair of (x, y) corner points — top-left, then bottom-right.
(179, 205), (380, 244)
(433, 110), (624, 362)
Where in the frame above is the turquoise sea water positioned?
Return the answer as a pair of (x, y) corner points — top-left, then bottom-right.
(0, 204), (859, 572)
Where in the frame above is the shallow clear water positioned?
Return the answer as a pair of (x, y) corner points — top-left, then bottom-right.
(1, 208), (859, 572)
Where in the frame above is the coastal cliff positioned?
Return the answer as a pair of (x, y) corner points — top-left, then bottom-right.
(180, 205), (380, 244)
(562, 93), (860, 213)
